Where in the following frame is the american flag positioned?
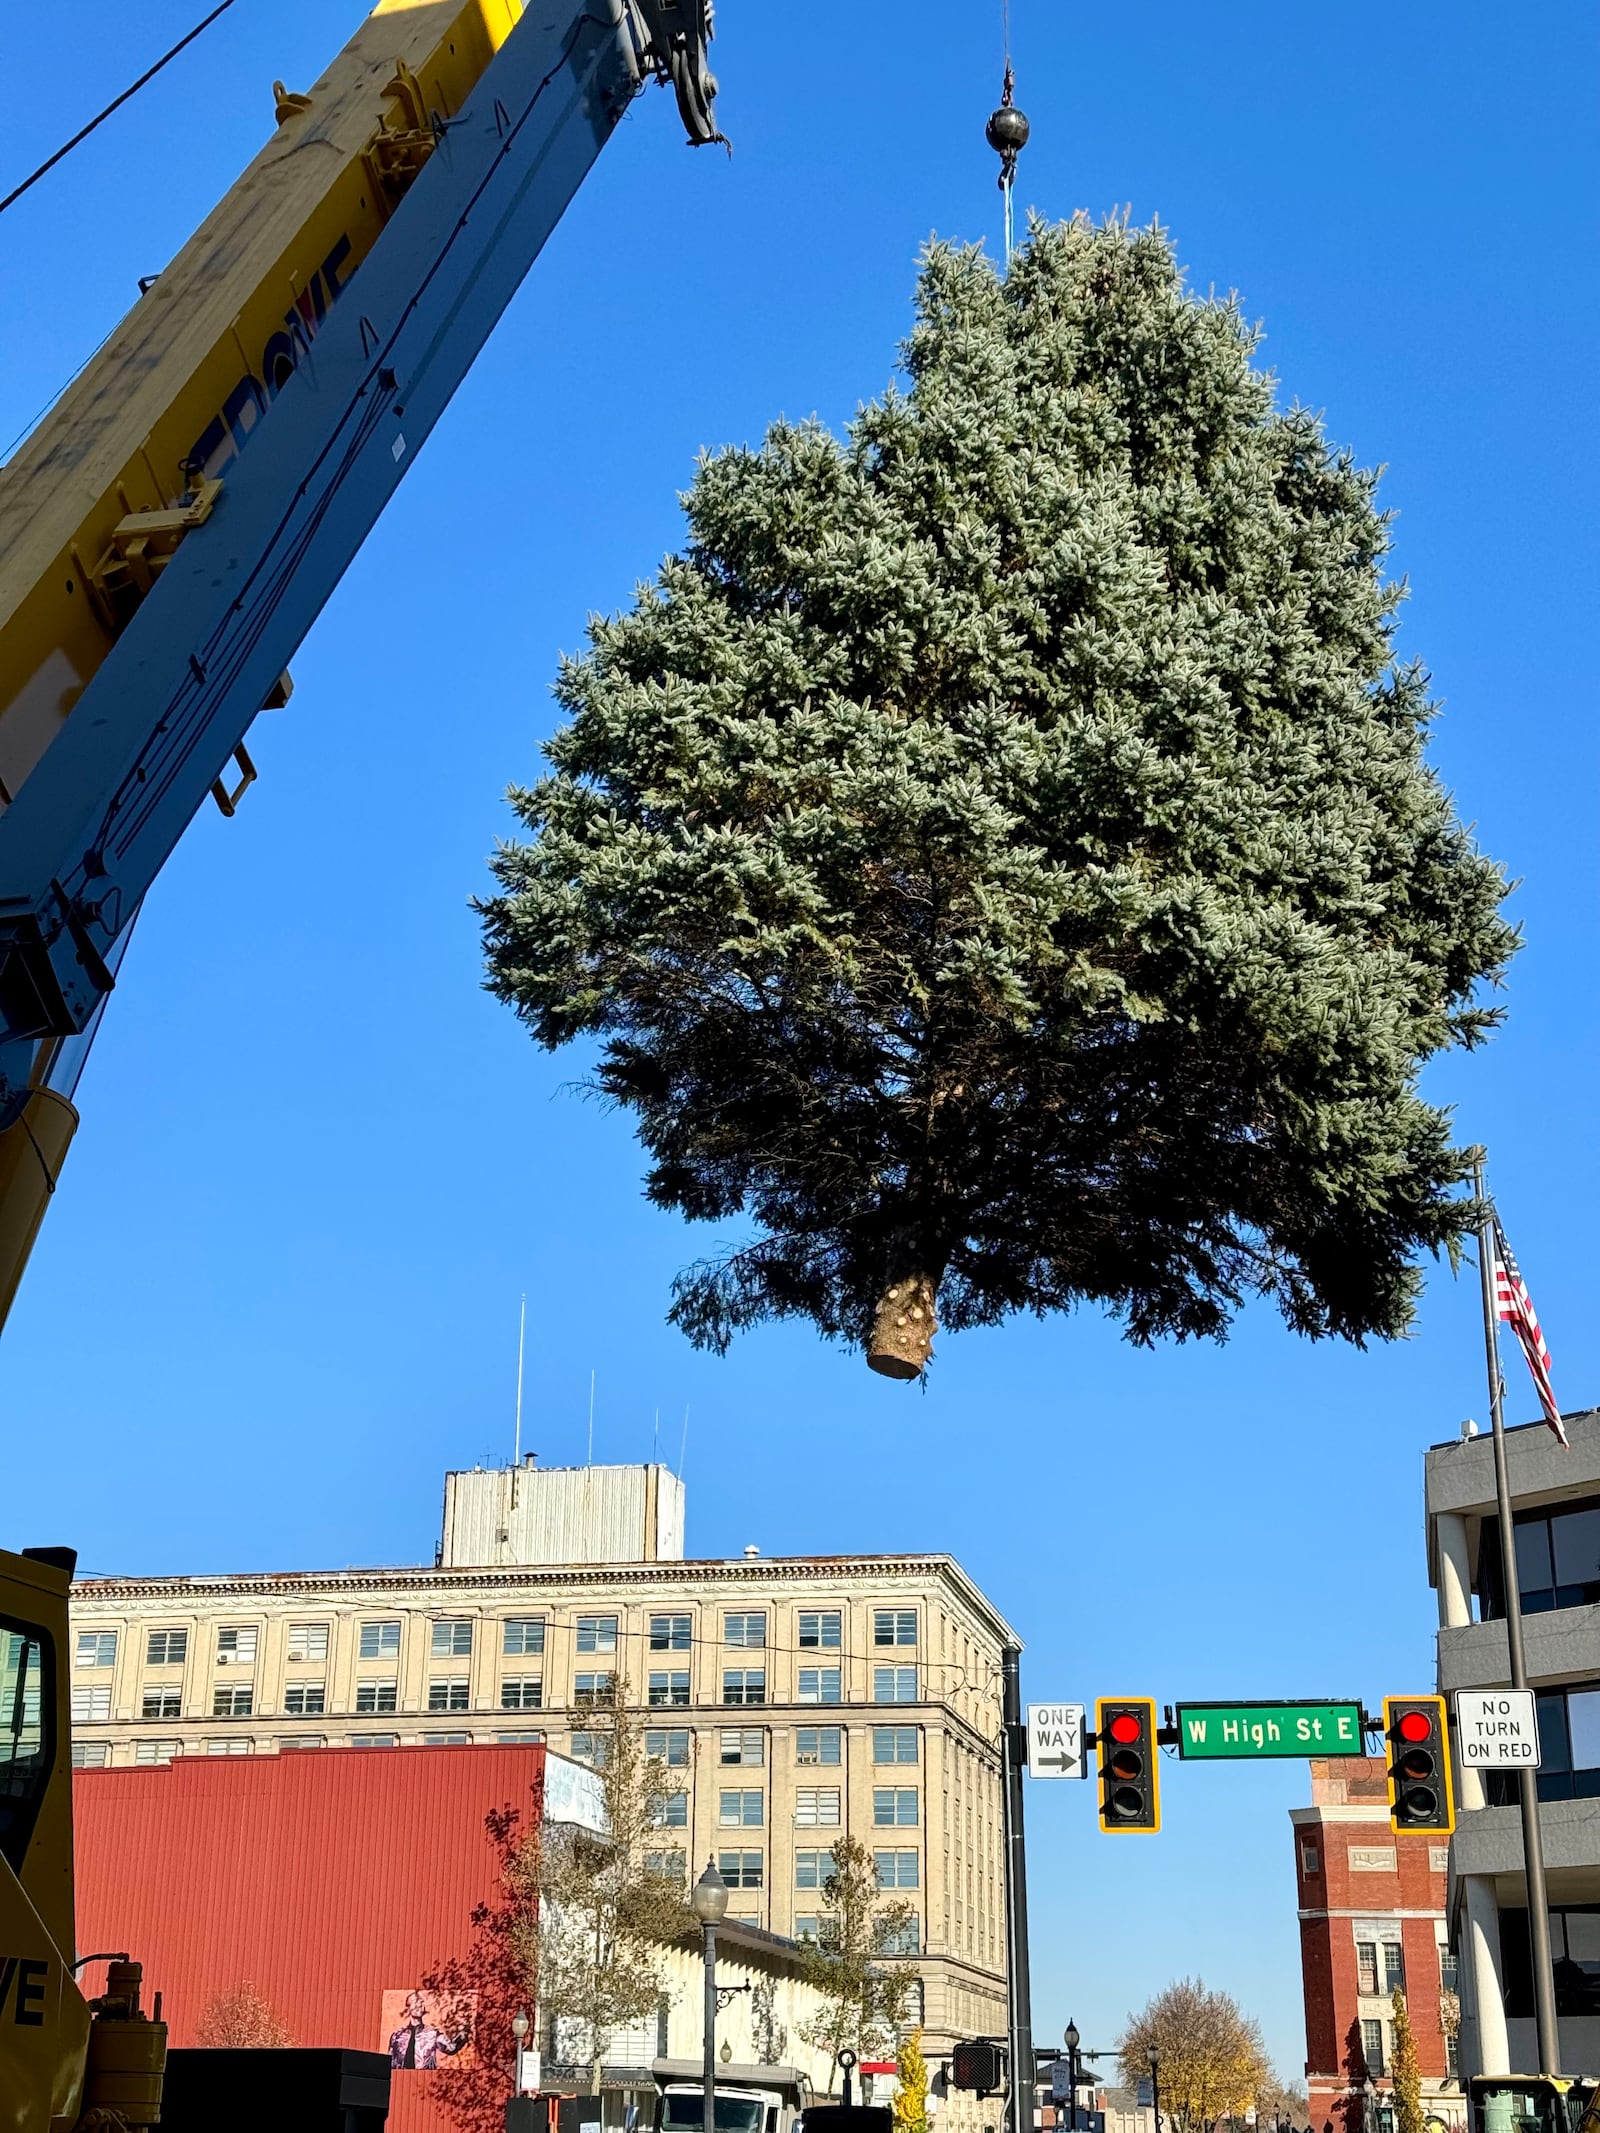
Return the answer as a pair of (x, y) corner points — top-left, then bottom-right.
(1493, 1219), (1567, 1446)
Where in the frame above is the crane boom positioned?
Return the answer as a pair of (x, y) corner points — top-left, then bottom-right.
(0, 0), (716, 1326)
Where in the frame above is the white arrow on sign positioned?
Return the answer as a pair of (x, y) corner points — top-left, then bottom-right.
(1027, 1701), (1087, 1780)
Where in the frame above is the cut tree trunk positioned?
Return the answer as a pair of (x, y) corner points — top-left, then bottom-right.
(867, 1270), (939, 1379)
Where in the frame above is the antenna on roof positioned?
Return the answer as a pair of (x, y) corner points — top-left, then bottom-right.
(678, 1404), (690, 1480)
(588, 1369), (595, 1466)
(513, 1294), (527, 1468)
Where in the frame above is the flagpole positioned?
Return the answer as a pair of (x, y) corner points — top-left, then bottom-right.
(1473, 1150), (1561, 2074)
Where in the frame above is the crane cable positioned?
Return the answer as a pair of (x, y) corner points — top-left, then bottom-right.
(0, 0), (238, 219)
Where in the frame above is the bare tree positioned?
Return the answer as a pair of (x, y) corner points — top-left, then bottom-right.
(193, 1981), (295, 2048)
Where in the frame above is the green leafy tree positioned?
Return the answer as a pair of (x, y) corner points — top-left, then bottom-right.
(1389, 1989), (1424, 2133)
(794, 1837), (920, 2084)
(481, 215), (1514, 1379)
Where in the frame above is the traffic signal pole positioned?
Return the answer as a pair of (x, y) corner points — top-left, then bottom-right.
(1000, 1646), (1036, 2133)
(1475, 1155), (1561, 2075)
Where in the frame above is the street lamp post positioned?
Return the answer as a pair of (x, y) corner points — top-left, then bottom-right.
(692, 1859), (730, 2133)
(512, 2008), (530, 2097)
(1148, 2048), (1161, 2133)
(1064, 2024), (1081, 2133)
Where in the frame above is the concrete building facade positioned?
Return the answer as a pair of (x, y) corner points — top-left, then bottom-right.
(66, 1459), (1014, 2074)
(1291, 1757), (1462, 2133)
(1426, 1407), (1600, 2079)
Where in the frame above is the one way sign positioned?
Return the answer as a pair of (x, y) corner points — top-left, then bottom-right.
(1027, 1702), (1087, 1780)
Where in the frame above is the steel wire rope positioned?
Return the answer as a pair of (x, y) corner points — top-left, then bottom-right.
(0, 0), (240, 218)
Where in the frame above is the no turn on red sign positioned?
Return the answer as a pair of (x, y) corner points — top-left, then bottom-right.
(1455, 1688), (1542, 1767)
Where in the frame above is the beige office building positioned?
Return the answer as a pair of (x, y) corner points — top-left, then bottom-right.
(69, 1460), (1014, 2069)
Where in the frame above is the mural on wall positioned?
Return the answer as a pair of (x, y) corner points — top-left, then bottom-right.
(382, 1986), (475, 2069)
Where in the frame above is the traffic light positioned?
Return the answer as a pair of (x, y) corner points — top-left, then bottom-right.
(950, 2041), (1006, 2097)
(1096, 1698), (1161, 1833)
(1383, 1696), (1455, 1834)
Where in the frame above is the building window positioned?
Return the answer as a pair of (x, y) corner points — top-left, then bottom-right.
(874, 1610), (917, 1648)
(646, 1849), (687, 1881)
(723, 1669), (765, 1706)
(142, 1689), (181, 1720)
(793, 1915), (840, 1948)
(573, 1671), (614, 1708)
(356, 1681), (398, 1715)
(874, 1666), (918, 1705)
(724, 1613), (766, 1650)
(1361, 2020), (1385, 2075)
(1446, 2033), (1460, 2079)
(213, 1687), (254, 1717)
(429, 1679), (470, 1713)
(718, 1850), (763, 1889)
(570, 1732), (610, 1767)
(652, 1791), (690, 1827)
(76, 1631), (117, 1669)
(350, 1734), (398, 1748)
(795, 1850), (835, 1889)
(1384, 1943), (1405, 1992)
(70, 1686), (111, 1723)
(1480, 1498), (1600, 1617)
(874, 1914), (920, 1955)
(145, 1629), (187, 1667)
(281, 1736), (326, 1751)
(575, 1615), (618, 1656)
(502, 1678), (544, 1710)
(216, 1626), (258, 1665)
(1301, 1845), (1319, 1876)
(799, 1612), (841, 1649)
(721, 1729), (764, 1766)
(873, 1727), (918, 1764)
(423, 1732), (471, 1746)
(359, 1621), (401, 1660)
(650, 1614), (692, 1652)
(72, 1741), (110, 1768)
(287, 1623), (329, 1662)
(284, 1684), (325, 1715)
(795, 1788), (841, 1827)
(649, 1671), (691, 1708)
(874, 1848), (919, 1889)
(798, 1669), (841, 1706)
(647, 1727), (691, 1766)
(503, 1618), (546, 1656)
(874, 1788), (919, 1827)
(207, 1737), (253, 1757)
(1357, 1942), (1379, 1996)
(1489, 1687), (1600, 1805)
(1499, 1905), (1600, 2017)
(720, 1789), (764, 1827)
(431, 1620), (473, 1658)
(495, 1731), (545, 1746)
(135, 1739), (181, 1765)
(797, 1727), (842, 1766)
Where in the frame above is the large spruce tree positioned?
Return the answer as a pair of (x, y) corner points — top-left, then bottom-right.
(480, 216), (1515, 1379)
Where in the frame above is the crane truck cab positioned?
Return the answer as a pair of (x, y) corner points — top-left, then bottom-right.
(652, 2060), (812, 2133)
(1469, 2074), (1599, 2133)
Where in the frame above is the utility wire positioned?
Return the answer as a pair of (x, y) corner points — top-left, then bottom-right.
(0, 0), (238, 219)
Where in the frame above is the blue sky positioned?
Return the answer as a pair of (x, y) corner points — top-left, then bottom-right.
(2, 0), (1596, 2084)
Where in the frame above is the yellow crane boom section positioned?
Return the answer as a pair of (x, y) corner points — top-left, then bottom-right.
(0, 0), (520, 815)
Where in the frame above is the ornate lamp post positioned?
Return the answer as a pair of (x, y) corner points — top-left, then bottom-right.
(1148, 2047), (1162, 2133)
(512, 2008), (530, 2095)
(692, 1858), (730, 2133)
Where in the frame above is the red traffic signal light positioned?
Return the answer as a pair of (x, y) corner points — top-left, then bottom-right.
(951, 2042), (1006, 2096)
(1095, 1698), (1161, 1833)
(1382, 1696), (1455, 1834)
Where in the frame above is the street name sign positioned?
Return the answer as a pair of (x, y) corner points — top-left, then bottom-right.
(1027, 1701), (1086, 1779)
(1176, 1700), (1364, 1759)
(1455, 1689), (1541, 1768)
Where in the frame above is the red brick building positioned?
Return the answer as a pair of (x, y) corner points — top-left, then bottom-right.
(1292, 1758), (1463, 2133)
